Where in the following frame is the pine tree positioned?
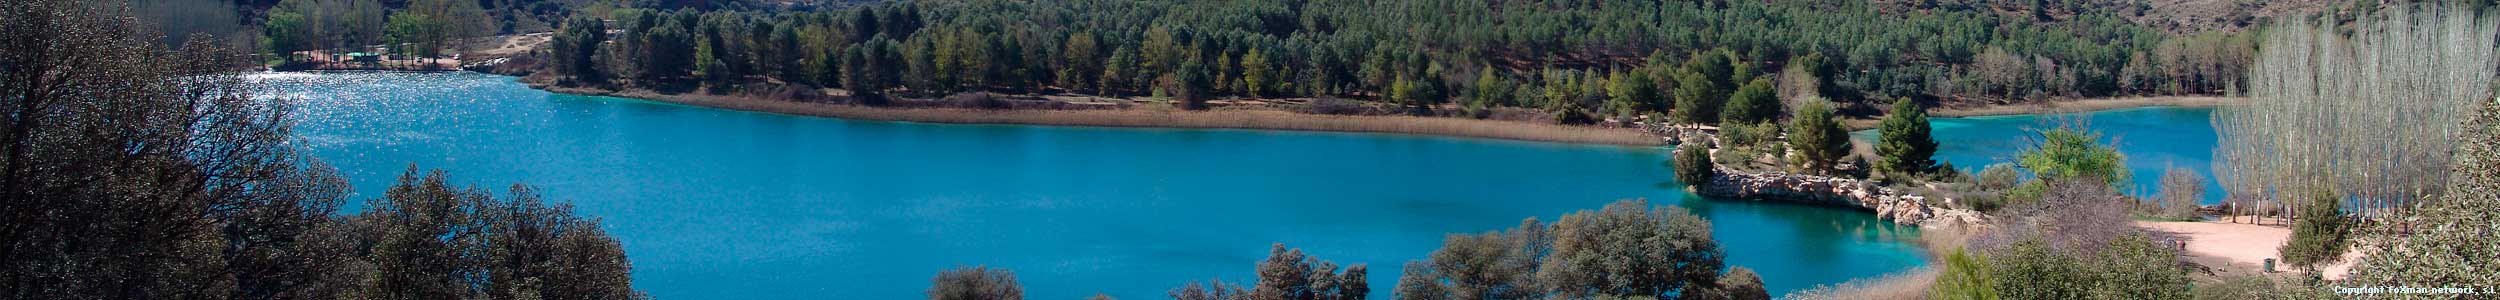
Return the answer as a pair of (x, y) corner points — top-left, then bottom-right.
(1101, 47), (1138, 97)
(1670, 71), (1721, 124)
(1675, 145), (1716, 186)
(1876, 97), (1940, 176)
(1719, 78), (1778, 124)
(1606, 70), (1663, 117)
(1788, 99), (1851, 175)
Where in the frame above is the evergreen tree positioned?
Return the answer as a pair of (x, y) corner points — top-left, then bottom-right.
(1670, 71), (1722, 124)
(1605, 70), (1664, 118)
(1061, 31), (1101, 94)
(1102, 47), (1139, 97)
(1876, 97), (1939, 176)
(1675, 145), (1716, 186)
(1719, 78), (1778, 124)
(2279, 189), (2350, 269)
(551, 16), (607, 83)
(1788, 99), (1851, 175)
(1240, 50), (1274, 98)
(1173, 61), (1213, 110)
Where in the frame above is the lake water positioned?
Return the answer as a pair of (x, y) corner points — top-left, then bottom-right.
(269, 72), (1926, 300)
(1851, 106), (2228, 204)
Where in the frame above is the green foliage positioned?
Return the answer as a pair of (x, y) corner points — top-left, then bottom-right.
(1931, 249), (1999, 300)
(1539, 200), (1723, 298)
(1174, 61), (1214, 110)
(2278, 189), (2349, 269)
(1875, 97), (1939, 176)
(1671, 70), (1723, 125)
(1396, 199), (1746, 300)
(1607, 70), (1665, 117)
(929, 266), (1023, 300)
(1989, 238), (2088, 300)
(2016, 128), (2128, 186)
(1675, 146), (1716, 186)
(2005, 128), (2125, 201)
(531, 0), (2209, 111)
(1786, 99), (1850, 175)
(2090, 234), (2189, 300)
(2189, 275), (2334, 300)
(552, 16), (608, 83)
(264, 9), (312, 56)
(1941, 232), (2191, 300)
(1718, 122), (1782, 148)
(1102, 47), (1140, 97)
(1949, 163), (2023, 211)
(1719, 78), (1779, 124)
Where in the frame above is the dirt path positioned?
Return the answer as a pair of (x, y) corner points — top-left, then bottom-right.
(2135, 220), (2361, 280)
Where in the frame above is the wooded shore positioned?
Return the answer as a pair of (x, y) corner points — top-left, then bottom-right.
(522, 82), (1670, 146)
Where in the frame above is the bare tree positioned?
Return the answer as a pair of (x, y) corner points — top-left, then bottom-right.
(2215, 3), (2498, 220)
(2154, 167), (2204, 220)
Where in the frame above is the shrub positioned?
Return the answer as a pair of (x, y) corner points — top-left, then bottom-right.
(929, 266), (1023, 300)
(946, 92), (1012, 110)
(1396, 199), (1745, 300)
(1988, 238), (2087, 300)
(1686, 267), (1770, 300)
(2278, 189), (2349, 269)
(1250, 243), (1369, 300)
(1675, 146), (1716, 186)
(1954, 164), (2023, 211)
(1973, 164), (2022, 191)
(1717, 122), (1781, 148)
(2089, 234), (2188, 300)
(2188, 275), (2334, 300)
(1930, 249), (1997, 300)
(1169, 280), (1249, 300)
(1979, 179), (2137, 256)
(1539, 200), (1724, 298)
(1395, 219), (1546, 300)
(1555, 107), (1599, 125)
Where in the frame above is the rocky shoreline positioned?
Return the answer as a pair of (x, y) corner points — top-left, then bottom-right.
(1694, 166), (1987, 229)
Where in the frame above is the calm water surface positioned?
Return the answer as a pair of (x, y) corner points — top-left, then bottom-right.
(1852, 106), (2227, 204)
(270, 72), (1925, 300)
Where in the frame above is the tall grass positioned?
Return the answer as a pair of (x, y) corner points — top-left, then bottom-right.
(1781, 267), (1938, 300)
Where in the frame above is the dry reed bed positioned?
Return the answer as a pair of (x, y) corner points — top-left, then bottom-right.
(541, 87), (1665, 146)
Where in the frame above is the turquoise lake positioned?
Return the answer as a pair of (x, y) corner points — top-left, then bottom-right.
(1852, 106), (2228, 204)
(268, 72), (1926, 300)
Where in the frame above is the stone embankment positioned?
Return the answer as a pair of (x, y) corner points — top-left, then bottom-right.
(1694, 167), (1986, 229)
